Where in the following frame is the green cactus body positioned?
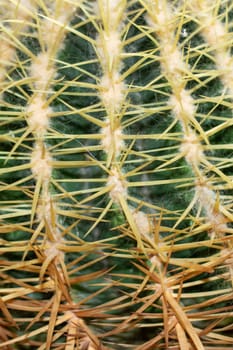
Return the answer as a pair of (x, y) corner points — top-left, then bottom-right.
(0, 0), (232, 349)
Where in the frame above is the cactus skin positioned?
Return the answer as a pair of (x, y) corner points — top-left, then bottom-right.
(0, 0), (233, 349)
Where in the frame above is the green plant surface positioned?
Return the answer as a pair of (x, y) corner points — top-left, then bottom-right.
(0, 0), (233, 349)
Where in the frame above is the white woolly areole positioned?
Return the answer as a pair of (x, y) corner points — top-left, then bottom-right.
(145, 0), (177, 36)
(41, 3), (75, 49)
(30, 143), (52, 180)
(215, 51), (233, 72)
(100, 73), (125, 112)
(107, 167), (127, 202)
(0, 42), (15, 82)
(45, 241), (64, 261)
(41, 21), (62, 49)
(101, 122), (124, 155)
(0, 40), (15, 62)
(196, 181), (215, 214)
(214, 51), (233, 95)
(30, 52), (55, 91)
(145, 1), (172, 33)
(169, 89), (196, 122)
(202, 20), (225, 46)
(96, 0), (125, 29)
(131, 210), (151, 238)
(36, 193), (59, 234)
(150, 254), (163, 271)
(36, 192), (53, 222)
(196, 181), (228, 236)
(27, 95), (52, 136)
(162, 47), (187, 80)
(189, 1), (226, 45)
(36, 193), (62, 248)
(181, 132), (203, 165)
(96, 31), (122, 71)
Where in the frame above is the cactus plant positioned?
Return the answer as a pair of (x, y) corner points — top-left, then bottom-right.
(0, 0), (233, 349)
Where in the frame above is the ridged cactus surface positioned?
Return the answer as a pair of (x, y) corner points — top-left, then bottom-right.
(0, 1), (233, 349)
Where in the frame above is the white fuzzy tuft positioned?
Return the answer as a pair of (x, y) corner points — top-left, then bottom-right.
(30, 143), (52, 180)
(96, 31), (122, 71)
(131, 210), (151, 238)
(169, 90), (196, 122)
(101, 122), (124, 155)
(196, 180), (228, 237)
(100, 73), (125, 113)
(107, 167), (127, 202)
(181, 132), (203, 165)
(27, 95), (52, 137)
(30, 53), (55, 91)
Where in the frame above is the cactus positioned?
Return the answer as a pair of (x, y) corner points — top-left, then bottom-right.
(0, 0), (233, 349)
